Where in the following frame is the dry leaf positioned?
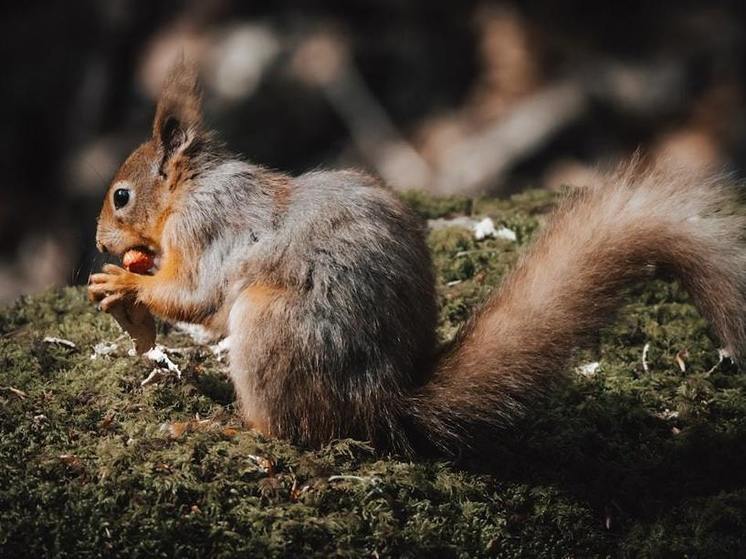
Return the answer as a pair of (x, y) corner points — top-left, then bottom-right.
(167, 421), (191, 438)
(248, 454), (274, 474)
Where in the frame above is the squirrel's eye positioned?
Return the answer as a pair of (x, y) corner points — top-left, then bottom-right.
(113, 188), (130, 209)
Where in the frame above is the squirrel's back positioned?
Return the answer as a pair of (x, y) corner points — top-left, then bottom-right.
(92, 63), (746, 455)
(231, 168), (439, 450)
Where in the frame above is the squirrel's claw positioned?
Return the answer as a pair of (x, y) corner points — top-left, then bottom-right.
(88, 266), (140, 304)
(101, 264), (128, 275)
(98, 292), (125, 312)
(87, 275), (107, 303)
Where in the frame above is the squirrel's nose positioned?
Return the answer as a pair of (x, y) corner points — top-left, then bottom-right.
(96, 241), (108, 254)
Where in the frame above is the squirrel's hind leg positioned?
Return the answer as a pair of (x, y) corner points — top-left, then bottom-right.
(226, 284), (290, 436)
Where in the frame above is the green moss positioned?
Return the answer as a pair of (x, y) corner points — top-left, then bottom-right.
(1, 191), (745, 557)
(399, 190), (473, 220)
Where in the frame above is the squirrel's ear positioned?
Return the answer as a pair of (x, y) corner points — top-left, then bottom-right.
(152, 59), (203, 167)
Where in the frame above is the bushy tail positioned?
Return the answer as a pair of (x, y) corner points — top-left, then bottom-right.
(408, 161), (746, 452)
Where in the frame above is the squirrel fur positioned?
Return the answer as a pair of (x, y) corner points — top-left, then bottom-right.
(90, 62), (746, 455)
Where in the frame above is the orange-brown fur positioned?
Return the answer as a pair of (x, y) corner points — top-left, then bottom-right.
(408, 163), (746, 450)
(91, 62), (746, 456)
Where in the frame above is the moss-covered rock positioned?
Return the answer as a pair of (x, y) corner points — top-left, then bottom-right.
(2, 190), (745, 558)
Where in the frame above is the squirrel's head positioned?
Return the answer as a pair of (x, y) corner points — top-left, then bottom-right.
(96, 60), (206, 259)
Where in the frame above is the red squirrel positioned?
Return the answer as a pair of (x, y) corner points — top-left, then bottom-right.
(89, 62), (746, 454)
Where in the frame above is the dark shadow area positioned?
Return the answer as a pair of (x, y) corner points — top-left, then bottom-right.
(2, 1), (746, 304)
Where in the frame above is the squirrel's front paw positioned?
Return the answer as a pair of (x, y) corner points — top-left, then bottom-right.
(88, 264), (141, 306)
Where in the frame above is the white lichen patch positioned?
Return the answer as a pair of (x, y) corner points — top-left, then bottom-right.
(575, 361), (600, 377)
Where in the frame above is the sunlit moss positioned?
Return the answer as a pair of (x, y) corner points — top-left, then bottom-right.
(1, 190), (745, 557)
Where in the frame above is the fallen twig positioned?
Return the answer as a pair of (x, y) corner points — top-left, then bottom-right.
(641, 343), (650, 374)
(43, 337), (77, 350)
(705, 348), (730, 375)
(0, 386), (28, 399)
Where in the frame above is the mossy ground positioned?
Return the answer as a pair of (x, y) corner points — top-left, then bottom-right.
(2, 191), (746, 558)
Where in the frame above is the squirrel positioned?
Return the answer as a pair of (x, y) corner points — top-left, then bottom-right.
(89, 62), (746, 455)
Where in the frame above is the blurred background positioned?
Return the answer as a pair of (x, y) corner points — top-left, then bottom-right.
(2, 0), (746, 303)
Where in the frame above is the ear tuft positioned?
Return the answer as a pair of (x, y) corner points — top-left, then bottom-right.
(153, 58), (203, 166)
(160, 115), (186, 158)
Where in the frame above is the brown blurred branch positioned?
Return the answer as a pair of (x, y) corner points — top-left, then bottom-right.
(432, 83), (587, 195)
(292, 34), (432, 190)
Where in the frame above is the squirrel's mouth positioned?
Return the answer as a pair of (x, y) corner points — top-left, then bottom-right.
(122, 246), (160, 274)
